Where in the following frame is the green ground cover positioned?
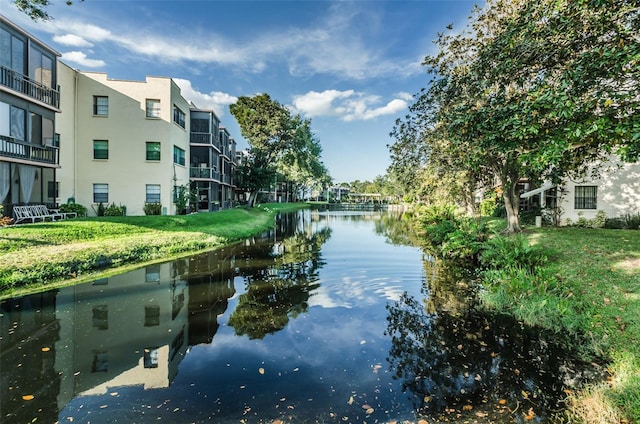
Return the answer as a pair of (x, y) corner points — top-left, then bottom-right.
(0, 203), (307, 298)
(417, 209), (639, 422)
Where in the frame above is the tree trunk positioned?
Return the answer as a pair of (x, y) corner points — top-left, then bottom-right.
(247, 191), (258, 208)
(501, 178), (521, 234)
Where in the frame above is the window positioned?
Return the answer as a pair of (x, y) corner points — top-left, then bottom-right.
(93, 183), (108, 203)
(93, 140), (108, 159)
(10, 105), (25, 141)
(92, 305), (108, 330)
(92, 350), (108, 372)
(29, 46), (53, 88)
(146, 141), (161, 161)
(173, 145), (185, 166)
(144, 347), (160, 368)
(146, 99), (160, 118)
(0, 28), (25, 73)
(173, 185), (184, 203)
(173, 105), (185, 128)
(146, 184), (161, 203)
(144, 306), (160, 327)
(93, 96), (108, 116)
(575, 186), (597, 209)
(47, 181), (58, 199)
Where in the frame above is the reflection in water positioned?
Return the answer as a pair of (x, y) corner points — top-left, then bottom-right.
(228, 213), (331, 339)
(0, 209), (604, 423)
(386, 261), (605, 423)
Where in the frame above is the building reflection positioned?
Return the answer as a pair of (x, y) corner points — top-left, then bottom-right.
(0, 248), (236, 423)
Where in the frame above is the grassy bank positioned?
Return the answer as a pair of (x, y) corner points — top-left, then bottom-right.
(415, 207), (639, 422)
(0, 203), (307, 298)
(484, 226), (640, 423)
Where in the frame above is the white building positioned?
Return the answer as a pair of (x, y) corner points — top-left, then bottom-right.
(521, 155), (640, 225)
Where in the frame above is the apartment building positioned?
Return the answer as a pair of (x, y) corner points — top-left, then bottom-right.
(2, 16), (238, 219)
(56, 64), (193, 216)
(0, 16), (61, 217)
(189, 107), (236, 212)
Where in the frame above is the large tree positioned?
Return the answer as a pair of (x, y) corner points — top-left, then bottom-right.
(230, 93), (329, 206)
(393, 0), (639, 233)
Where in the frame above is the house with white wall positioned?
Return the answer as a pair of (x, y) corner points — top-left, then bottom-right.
(520, 155), (640, 225)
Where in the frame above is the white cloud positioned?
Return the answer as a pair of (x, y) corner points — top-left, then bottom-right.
(174, 79), (238, 118)
(25, 2), (420, 80)
(53, 34), (93, 47)
(291, 89), (409, 121)
(61, 51), (105, 68)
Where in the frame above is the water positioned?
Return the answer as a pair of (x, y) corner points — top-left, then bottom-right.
(0, 210), (602, 423)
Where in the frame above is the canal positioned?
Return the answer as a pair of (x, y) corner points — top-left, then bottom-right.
(0, 209), (602, 423)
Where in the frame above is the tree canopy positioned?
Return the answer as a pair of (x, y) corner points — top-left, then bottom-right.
(230, 93), (330, 206)
(390, 0), (640, 233)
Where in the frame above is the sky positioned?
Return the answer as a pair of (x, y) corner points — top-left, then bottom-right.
(1, 0), (479, 183)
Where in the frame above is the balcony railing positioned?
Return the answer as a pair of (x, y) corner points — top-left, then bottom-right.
(1, 66), (60, 109)
(0, 135), (59, 165)
(190, 167), (220, 181)
(190, 132), (221, 150)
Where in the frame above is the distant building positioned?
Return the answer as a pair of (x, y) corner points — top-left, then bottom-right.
(189, 107), (236, 211)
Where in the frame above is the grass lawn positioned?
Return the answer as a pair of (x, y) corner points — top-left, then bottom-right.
(482, 225), (640, 423)
(0, 203), (307, 298)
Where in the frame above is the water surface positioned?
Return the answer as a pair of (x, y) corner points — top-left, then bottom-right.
(0, 210), (602, 423)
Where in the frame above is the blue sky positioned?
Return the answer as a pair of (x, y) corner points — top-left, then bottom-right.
(2, 0), (479, 183)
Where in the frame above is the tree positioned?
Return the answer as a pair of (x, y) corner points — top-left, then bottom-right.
(394, 0), (639, 233)
(230, 93), (330, 207)
(13, 0), (81, 20)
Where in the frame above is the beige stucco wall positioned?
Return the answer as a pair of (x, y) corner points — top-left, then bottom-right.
(559, 156), (640, 224)
(57, 67), (190, 216)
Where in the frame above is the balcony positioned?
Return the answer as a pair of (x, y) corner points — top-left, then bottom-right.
(190, 166), (220, 181)
(0, 135), (59, 165)
(190, 132), (221, 150)
(1, 66), (60, 110)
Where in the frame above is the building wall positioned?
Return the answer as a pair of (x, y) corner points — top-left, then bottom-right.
(559, 157), (640, 224)
(57, 69), (191, 215)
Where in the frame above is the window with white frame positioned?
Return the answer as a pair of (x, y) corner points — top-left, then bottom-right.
(93, 96), (108, 116)
(93, 183), (108, 203)
(575, 186), (597, 209)
(146, 141), (161, 161)
(146, 99), (161, 118)
(146, 184), (161, 203)
(93, 140), (108, 159)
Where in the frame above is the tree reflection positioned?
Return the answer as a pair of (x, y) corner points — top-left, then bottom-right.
(374, 211), (421, 247)
(228, 215), (331, 339)
(386, 265), (605, 423)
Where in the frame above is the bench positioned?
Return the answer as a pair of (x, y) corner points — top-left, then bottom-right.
(12, 205), (72, 224)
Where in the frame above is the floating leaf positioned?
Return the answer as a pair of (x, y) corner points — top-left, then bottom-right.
(347, 395), (354, 405)
(498, 399), (507, 405)
(463, 405), (473, 411)
(41, 347), (50, 352)
(365, 407), (374, 414)
(22, 394), (34, 401)
(258, 367), (265, 375)
(362, 404), (372, 410)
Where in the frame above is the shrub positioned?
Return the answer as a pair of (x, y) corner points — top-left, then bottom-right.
(59, 202), (87, 217)
(104, 203), (126, 216)
(97, 202), (105, 216)
(144, 202), (162, 215)
(623, 213), (640, 230)
(479, 234), (548, 271)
